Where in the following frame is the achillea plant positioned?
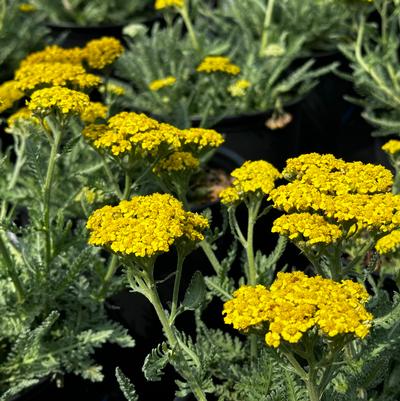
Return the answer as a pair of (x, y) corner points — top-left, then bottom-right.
(28, 0), (153, 26)
(0, 76), (134, 400)
(115, 3), (337, 128)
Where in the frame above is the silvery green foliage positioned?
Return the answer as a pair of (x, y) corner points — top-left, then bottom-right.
(0, 0), (47, 80)
(115, 12), (337, 129)
(0, 122), (134, 399)
(325, 291), (400, 401)
(29, 0), (153, 25)
(116, 367), (139, 401)
(203, 0), (369, 54)
(339, 1), (400, 136)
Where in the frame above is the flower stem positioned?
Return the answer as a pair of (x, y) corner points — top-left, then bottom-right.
(43, 123), (62, 270)
(246, 200), (261, 286)
(199, 240), (222, 275)
(179, 3), (200, 51)
(170, 250), (185, 323)
(259, 0), (276, 56)
(143, 269), (208, 401)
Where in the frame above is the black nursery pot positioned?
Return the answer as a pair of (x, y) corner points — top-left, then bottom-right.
(46, 22), (125, 48)
(197, 106), (302, 170)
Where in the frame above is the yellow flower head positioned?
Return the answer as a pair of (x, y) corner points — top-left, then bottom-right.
(180, 128), (225, 150)
(382, 140), (400, 156)
(0, 81), (24, 112)
(82, 124), (108, 142)
(272, 153), (399, 238)
(228, 79), (251, 97)
(105, 83), (126, 96)
(19, 45), (84, 68)
(376, 230), (400, 254)
(86, 193), (209, 257)
(219, 160), (281, 205)
(155, 151), (200, 173)
(7, 107), (39, 128)
(197, 56), (241, 75)
(223, 271), (373, 348)
(155, 0), (184, 10)
(19, 3), (36, 12)
(283, 153), (346, 181)
(80, 102), (108, 123)
(149, 76), (177, 91)
(28, 86), (90, 116)
(83, 37), (124, 70)
(83, 112), (181, 157)
(15, 62), (101, 92)
(272, 212), (343, 246)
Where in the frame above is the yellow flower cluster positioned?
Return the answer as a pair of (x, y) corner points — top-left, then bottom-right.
(223, 271), (372, 348)
(7, 107), (38, 128)
(270, 153), (400, 239)
(80, 102), (108, 124)
(83, 37), (124, 70)
(197, 56), (241, 75)
(382, 140), (400, 156)
(0, 81), (24, 112)
(283, 153), (392, 194)
(105, 83), (126, 96)
(155, 0), (184, 9)
(149, 76), (177, 91)
(28, 86), (90, 116)
(219, 160), (281, 204)
(19, 3), (36, 12)
(180, 128), (225, 150)
(19, 45), (84, 68)
(283, 153), (345, 181)
(228, 79), (251, 97)
(86, 193), (208, 257)
(83, 112), (180, 156)
(83, 112), (224, 158)
(375, 230), (400, 254)
(15, 62), (101, 92)
(272, 213), (343, 246)
(155, 151), (200, 172)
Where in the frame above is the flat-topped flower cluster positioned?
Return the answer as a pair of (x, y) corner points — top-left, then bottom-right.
(86, 193), (209, 258)
(223, 271), (372, 348)
(270, 153), (400, 247)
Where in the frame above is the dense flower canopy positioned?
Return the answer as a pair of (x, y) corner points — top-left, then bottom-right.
(270, 153), (400, 242)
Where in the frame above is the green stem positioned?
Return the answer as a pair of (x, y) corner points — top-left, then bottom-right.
(0, 234), (24, 303)
(122, 172), (132, 200)
(170, 251), (185, 323)
(43, 125), (62, 270)
(259, 0), (276, 57)
(228, 207), (247, 247)
(100, 155), (123, 199)
(199, 240), (222, 275)
(246, 200), (261, 286)
(179, 3), (200, 51)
